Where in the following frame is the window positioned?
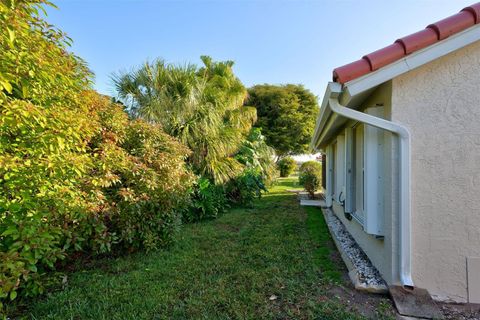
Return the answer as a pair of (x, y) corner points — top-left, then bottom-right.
(325, 135), (346, 207)
(362, 107), (385, 236)
(334, 105), (385, 236)
(352, 124), (365, 225)
(333, 136), (346, 204)
(338, 136), (346, 204)
(321, 154), (326, 189)
(332, 142), (336, 200)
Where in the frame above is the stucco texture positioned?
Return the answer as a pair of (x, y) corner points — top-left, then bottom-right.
(391, 40), (480, 302)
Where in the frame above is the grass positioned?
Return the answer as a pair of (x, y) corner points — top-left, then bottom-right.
(23, 177), (394, 320)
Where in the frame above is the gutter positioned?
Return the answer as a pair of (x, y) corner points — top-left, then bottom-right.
(319, 83), (414, 288)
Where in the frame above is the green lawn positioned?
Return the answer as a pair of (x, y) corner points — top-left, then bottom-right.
(24, 177), (394, 320)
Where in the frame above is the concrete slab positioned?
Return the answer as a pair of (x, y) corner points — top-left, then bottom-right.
(396, 315), (423, 320)
(286, 189), (302, 193)
(389, 286), (444, 319)
(297, 191), (324, 201)
(299, 199), (324, 207)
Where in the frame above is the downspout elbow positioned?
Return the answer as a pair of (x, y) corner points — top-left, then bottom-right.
(327, 96), (413, 289)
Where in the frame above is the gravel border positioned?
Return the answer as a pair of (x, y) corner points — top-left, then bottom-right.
(323, 208), (388, 293)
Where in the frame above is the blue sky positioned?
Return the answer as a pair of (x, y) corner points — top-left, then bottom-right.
(47, 0), (474, 97)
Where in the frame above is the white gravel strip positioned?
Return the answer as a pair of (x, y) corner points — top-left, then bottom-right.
(324, 209), (387, 289)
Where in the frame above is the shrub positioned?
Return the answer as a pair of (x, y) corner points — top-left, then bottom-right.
(226, 169), (266, 207)
(0, 0), (91, 106)
(0, 0), (194, 305)
(227, 128), (275, 207)
(0, 97), (100, 305)
(298, 161), (322, 198)
(0, 91), (195, 307)
(93, 99), (194, 251)
(184, 177), (228, 223)
(277, 157), (296, 177)
(299, 160), (322, 173)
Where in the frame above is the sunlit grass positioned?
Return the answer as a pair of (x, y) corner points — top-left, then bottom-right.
(24, 177), (391, 320)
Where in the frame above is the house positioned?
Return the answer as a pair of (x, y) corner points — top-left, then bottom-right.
(310, 3), (480, 304)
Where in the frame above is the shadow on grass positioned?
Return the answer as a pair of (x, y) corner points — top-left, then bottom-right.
(305, 206), (343, 283)
(21, 177), (390, 320)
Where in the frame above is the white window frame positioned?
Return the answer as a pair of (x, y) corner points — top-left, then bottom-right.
(334, 135), (346, 205)
(346, 124), (365, 226)
(326, 145), (333, 207)
(363, 106), (385, 235)
(344, 106), (385, 236)
(325, 135), (346, 207)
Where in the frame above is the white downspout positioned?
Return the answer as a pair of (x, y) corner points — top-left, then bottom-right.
(328, 97), (414, 288)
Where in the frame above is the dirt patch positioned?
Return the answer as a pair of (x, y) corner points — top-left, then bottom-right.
(327, 283), (395, 319)
(330, 250), (346, 270)
(216, 223), (240, 233)
(439, 303), (480, 320)
(320, 242), (394, 318)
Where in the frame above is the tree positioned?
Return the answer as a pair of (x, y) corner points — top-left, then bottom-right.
(114, 56), (257, 184)
(246, 84), (319, 158)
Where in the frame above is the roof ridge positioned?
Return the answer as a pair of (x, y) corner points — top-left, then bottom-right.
(333, 2), (480, 84)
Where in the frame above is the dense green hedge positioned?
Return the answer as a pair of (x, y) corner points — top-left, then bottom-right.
(0, 91), (194, 306)
(0, 0), (193, 309)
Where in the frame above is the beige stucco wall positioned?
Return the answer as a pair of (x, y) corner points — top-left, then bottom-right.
(330, 82), (398, 284)
(391, 40), (480, 302)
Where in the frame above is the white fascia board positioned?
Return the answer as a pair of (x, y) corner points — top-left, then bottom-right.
(312, 23), (480, 147)
(343, 24), (480, 102)
(317, 113), (337, 148)
(310, 83), (342, 151)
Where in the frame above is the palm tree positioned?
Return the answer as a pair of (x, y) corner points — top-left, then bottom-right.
(113, 56), (256, 184)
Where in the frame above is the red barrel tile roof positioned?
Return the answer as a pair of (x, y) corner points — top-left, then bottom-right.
(333, 3), (480, 84)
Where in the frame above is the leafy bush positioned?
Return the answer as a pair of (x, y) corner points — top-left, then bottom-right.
(86, 92), (194, 251)
(298, 161), (322, 198)
(0, 0), (194, 308)
(0, 0), (98, 305)
(184, 177), (228, 223)
(277, 157), (296, 177)
(299, 160), (322, 173)
(224, 128), (276, 207)
(0, 98), (98, 305)
(226, 169), (266, 207)
(0, 0), (90, 106)
(0, 92), (194, 307)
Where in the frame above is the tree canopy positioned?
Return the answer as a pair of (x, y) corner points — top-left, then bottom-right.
(114, 56), (258, 184)
(246, 84), (319, 157)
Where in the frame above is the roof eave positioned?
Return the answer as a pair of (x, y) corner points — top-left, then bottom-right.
(311, 23), (480, 151)
(310, 82), (341, 152)
(343, 23), (480, 102)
